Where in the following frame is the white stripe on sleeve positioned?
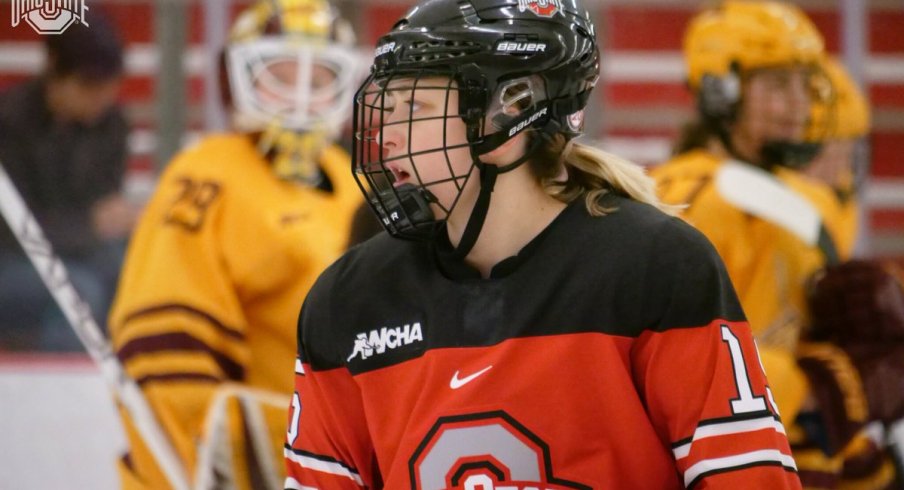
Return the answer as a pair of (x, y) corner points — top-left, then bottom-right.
(284, 448), (364, 487)
(683, 449), (797, 488)
(284, 477), (318, 490)
(673, 415), (787, 460)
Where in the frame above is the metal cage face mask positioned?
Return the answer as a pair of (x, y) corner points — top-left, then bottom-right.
(351, 0), (599, 245)
(353, 72), (480, 241)
(227, 37), (360, 137)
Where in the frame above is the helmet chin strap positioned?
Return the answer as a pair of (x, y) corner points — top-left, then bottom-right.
(449, 120), (559, 260)
(760, 140), (821, 170)
(449, 92), (591, 260)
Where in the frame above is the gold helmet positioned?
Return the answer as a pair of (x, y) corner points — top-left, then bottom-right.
(684, 1), (828, 168)
(225, 0), (361, 182)
(684, 0), (824, 92)
(814, 56), (870, 140)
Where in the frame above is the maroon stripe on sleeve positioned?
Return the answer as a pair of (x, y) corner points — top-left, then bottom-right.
(122, 303), (245, 340)
(134, 372), (222, 386)
(117, 332), (245, 381)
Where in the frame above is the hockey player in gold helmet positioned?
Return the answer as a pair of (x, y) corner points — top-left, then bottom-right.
(108, 1), (363, 488)
(681, 0), (828, 168)
(654, 3), (902, 488)
(653, 1), (838, 345)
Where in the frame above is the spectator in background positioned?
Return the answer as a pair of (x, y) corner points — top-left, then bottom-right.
(0, 15), (139, 351)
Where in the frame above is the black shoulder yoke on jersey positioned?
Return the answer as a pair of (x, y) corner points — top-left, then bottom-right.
(298, 192), (745, 374)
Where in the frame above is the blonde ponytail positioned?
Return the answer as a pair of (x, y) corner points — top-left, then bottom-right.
(540, 140), (680, 216)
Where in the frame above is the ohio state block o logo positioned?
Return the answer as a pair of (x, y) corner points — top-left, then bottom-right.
(12, 0), (88, 35)
(409, 411), (589, 490)
(517, 0), (561, 18)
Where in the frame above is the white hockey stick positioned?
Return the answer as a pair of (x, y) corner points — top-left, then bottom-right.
(0, 162), (191, 490)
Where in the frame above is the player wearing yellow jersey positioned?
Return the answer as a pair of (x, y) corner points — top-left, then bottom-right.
(652, 0), (838, 350)
(108, 1), (362, 488)
(652, 2), (902, 488)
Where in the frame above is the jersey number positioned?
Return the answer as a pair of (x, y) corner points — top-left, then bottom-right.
(287, 392), (301, 444)
(721, 325), (771, 415)
(164, 177), (220, 231)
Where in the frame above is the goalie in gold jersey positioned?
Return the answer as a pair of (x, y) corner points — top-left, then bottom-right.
(652, 2), (901, 488)
(107, 1), (363, 488)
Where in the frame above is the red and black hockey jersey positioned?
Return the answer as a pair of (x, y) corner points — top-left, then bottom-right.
(284, 193), (801, 489)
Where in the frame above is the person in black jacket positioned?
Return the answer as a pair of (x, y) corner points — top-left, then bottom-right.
(0, 15), (139, 351)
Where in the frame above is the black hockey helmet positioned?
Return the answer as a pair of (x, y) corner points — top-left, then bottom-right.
(353, 0), (599, 254)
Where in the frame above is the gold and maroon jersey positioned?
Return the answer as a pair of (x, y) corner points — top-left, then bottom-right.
(650, 150), (890, 488)
(285, 194), (801, 489)
(650, 151), (848, 408)
(651, 150), (842, 350)
(774, 167), (854, 262)
(108, 134), (360, 489)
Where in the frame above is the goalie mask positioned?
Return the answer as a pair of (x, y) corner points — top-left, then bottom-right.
(226, 0), (359, 183)
(684, 0), (831, 170)
(353, 0), (599, 254)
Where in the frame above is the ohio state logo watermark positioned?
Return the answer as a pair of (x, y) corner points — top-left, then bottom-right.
(517, 0), (561, 18)
(12, 0), (89, 35)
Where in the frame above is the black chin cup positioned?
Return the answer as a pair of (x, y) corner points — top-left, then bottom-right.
(761, 140), (822, 170)
(373, 183), (437, 240)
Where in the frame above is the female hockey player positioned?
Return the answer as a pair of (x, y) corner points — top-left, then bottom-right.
(653, 2), (903, 487)
(108, 0), (363, 488)
(285, 0), (801, 488)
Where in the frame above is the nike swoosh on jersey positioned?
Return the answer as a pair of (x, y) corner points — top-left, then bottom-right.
(280, 212), (310, 226)
(450, 365), (493, 389)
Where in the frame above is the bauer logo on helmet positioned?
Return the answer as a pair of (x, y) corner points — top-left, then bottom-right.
(495, 41), (547, 53)
(375, 42), (396, 57)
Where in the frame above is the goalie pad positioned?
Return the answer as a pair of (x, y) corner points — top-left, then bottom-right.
(194, 384), (291, 490)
